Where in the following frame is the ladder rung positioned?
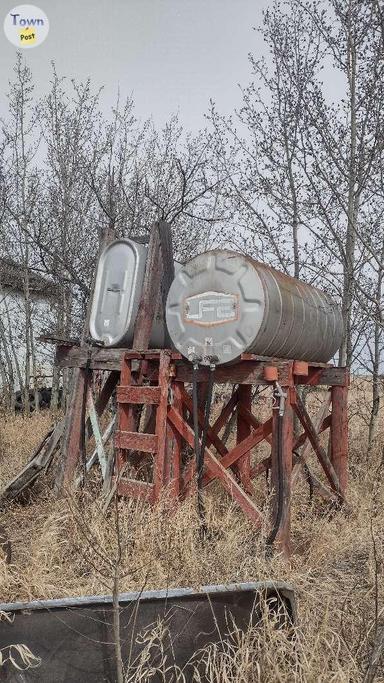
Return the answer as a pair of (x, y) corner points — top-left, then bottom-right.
(116, 478), (154, 502)
(115, 431), (158, 453)
(117, 385), (161, 405)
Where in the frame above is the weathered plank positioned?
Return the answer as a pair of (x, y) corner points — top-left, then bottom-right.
(297, 366), (349, 387)
(55, 346), (125, 370)
(211, 390), (239, 435)
(153, 352), (171, 502)
(56, 346), (348, 386)
(116, 478), (154, 502)
(0, 420), (65, 506)
(291, 394), (332, 488)
(133, 222), (174, 350)
(77, 417), (115, 482)
(115, 431), (158, 453)
(235, 385), (253, 493)
(270, 388), (293, 557)
(174, 361), (293, 386)
(330, 385), (349, 496)
(86, 387), (107, 478)
(56, 368), (88, 490)
(116, 386), (162, 405)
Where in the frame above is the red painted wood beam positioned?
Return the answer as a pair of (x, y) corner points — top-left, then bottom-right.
(167, 406), (264, 526)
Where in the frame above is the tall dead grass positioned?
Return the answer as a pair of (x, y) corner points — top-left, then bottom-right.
(0, 381), (383, 680)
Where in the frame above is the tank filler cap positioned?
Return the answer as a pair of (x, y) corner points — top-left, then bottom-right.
(165, 250), (266, 366)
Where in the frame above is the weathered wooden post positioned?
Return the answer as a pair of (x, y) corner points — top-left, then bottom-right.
(269, 379), (294, 558)
(236, 384), (253, 495)
(330, 380), (349, 497)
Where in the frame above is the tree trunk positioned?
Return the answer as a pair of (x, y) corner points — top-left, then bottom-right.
(368, 325), (380, 457)
(112, 571), (124, 683)
(0, 310), (16, 411)
(368, 250), (384, 455)
(23, 265), (31, 414)
(29, 313), (40, 413)
(340, 4), (357, 368)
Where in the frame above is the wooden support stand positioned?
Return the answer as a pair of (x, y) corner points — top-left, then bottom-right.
(55, 342), (349, 556)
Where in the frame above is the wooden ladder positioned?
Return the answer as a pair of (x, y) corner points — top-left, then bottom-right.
(114, 351), (175, 504)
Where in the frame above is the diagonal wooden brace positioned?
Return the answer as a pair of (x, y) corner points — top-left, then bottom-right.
(179, 387), (228, 456)
(293, 392), (343, 499)
(237, 403), (273, 445)
(182, 417), (273, 488)
(167, 406), (264, 526)
(291, 393), (331, 488)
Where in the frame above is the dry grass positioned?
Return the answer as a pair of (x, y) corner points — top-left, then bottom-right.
(0, 379), (383, 680)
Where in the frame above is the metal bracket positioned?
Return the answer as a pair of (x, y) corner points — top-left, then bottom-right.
(273, 381), (287, 417)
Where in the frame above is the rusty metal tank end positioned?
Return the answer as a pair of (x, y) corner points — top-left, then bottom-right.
(165, 250), (343, 366)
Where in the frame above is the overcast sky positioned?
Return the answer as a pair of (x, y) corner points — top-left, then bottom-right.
(0, 0), (269, 130)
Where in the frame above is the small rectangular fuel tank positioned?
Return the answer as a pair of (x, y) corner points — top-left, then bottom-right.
(89, 238), (166, 348)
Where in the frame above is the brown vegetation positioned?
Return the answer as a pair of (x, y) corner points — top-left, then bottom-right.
(0, 378), (383, 680)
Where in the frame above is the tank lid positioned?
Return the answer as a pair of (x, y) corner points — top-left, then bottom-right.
(166, 250), (265, 365)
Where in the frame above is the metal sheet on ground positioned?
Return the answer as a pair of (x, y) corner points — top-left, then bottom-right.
(0, 582), (295, 682)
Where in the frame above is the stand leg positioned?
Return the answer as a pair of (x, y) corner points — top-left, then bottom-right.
(236, 384), (253, 494)
(153, 352), (171, 503)
(57, 368), (87, 491)
(330, 385), (348, 498)
(168, 382), (182, 501)
(270, 387), (293, 557)
(116, 359), (135, 478)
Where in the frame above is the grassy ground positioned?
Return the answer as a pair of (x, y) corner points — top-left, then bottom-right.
(0, 378), (383, 681)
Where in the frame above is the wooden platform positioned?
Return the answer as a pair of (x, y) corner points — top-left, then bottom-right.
(56, 346), (348, 385)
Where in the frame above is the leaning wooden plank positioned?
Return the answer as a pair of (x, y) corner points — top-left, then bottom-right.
(86, 387), (107, 478)
(85, 371), (119, 440)
(133, 221), (174, 351)
(75, 417), (115, 487)
(56, 368), (88, 490)
(0, 420), (65, 506)
(102, 425), (116, 496)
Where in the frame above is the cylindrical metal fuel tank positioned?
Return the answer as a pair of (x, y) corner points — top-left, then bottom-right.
(89, 238), (167, 347)
(166, 250), (343, 365)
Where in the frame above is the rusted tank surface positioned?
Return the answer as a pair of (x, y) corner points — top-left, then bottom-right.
(166, 250), (343, 365)
(89, 238), (166, 348)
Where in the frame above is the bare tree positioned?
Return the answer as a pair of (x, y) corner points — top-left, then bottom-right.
(90, 109), (225, 260)
(1, 54), (42, 412)
(210, 0), (384, 378)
